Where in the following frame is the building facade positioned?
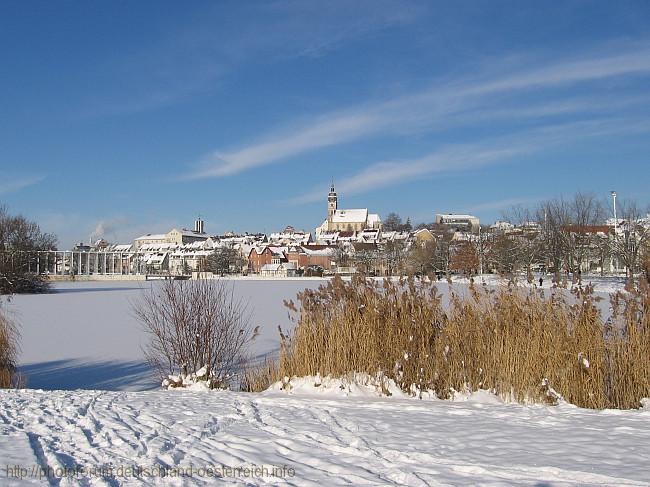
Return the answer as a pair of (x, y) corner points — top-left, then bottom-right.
(316, 184), (381, 237)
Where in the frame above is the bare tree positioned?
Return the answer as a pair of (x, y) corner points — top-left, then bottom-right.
(536, 194), (604, 282)
(449, 241), (479, 276)
(353, 247), (379, 275)
(207, 247), (245, 275)
(611, 200), (650, 280)
(502, 205), (543, 281)
(0, 205), (58, 294)
(486, 233), (520, 276)
(332, 245), (351, 269)
(564, 193), (605, 280)
(382, 213), (403, 232)
(382, 240), (407, 276)
(133, 279), (258, 389)
(407, 240), (437, 276)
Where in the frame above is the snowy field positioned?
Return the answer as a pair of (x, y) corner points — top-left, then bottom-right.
(7, 277), (625, 391)
(2, 277), (646, 486)
(0, 387), (648, 486)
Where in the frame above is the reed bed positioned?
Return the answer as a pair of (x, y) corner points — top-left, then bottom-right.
(255, 276), (649, 409)
(0, 302), (19, 388)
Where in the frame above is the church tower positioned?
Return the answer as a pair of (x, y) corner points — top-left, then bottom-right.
(327, 183), (337, 229)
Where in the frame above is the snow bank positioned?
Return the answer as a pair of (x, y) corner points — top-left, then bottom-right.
(1, 388), (648, 486)
(266, 373), (412, 398)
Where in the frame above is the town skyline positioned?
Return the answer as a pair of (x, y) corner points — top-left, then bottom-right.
(2, 1), (650, 249)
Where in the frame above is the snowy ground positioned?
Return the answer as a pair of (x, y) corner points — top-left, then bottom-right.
(2, 277), (645, 486)
(7, 277), (624, 391)
(0, 387), (648, 486)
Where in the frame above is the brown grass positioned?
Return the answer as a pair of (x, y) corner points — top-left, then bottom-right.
(254, 275), (649, 409)
(0, 301), (20, 388)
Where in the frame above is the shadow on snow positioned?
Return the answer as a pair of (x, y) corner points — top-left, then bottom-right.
(19, 358), (158, 391)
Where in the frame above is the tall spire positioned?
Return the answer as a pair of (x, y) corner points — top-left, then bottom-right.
(327, 181), (337, 224)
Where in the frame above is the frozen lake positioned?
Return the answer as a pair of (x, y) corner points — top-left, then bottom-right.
(8, 279), (329, 391)
(6, 276), (622, 391)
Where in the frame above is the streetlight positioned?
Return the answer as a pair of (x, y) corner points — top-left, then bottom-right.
(610, 191), (617, 234)
(610, 190), (618, 275)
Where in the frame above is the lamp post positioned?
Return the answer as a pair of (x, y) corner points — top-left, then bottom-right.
(610, 191), (617, 274)
(610, 191), (617, 234)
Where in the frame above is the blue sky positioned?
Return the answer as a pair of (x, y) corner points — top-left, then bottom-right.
(1, 1), (649, 249)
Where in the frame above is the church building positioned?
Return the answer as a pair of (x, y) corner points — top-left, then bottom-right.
(315, 184), (382, 237)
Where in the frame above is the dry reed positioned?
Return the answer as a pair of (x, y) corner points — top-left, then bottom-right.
(258, 275), (649, 409)
(0, 301), (20, 388)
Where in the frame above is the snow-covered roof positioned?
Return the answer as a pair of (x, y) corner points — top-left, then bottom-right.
(367, 213), (381, 225)
(303, 246), (336, 257)
(135, 233), (167, 241)
(138, 242), (178, 251)
(113, 244), (133, 252)
(169, 229), (209, 239)
(437, 214), (478, 220)
(332, 209), (368, 223)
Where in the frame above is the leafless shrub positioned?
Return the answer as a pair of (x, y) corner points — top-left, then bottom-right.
(133, 279), (257, 389)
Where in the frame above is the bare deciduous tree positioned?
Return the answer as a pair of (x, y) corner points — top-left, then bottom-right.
(407, 240), (437, 276)
(486, 233), (520, 276)
(449, 241), (479, 276)
(382, 240), (407, 276)
(133, 279), (258, 389)
(0, 205), (57, 294)
(207, 246), (245, 275)
(611, 200), (650, 280)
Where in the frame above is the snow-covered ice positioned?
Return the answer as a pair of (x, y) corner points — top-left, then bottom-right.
(0, 388), (648, 486)
(8, 280), (328, 391)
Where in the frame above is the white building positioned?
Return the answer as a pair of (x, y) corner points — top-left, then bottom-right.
(134, 218), (209, 250)
(435, 213), (480, 233)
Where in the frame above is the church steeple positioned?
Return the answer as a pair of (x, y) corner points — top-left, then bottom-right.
(327, 183), (337, 224)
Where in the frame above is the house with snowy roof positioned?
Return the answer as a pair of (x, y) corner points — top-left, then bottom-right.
(247, 246), (289, 273)
(315, 184), (381, 239)
(134, 218), (209, 250)
(268, 226), (312, 246)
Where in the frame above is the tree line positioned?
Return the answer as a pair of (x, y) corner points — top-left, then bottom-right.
(354, 193), (650, 282)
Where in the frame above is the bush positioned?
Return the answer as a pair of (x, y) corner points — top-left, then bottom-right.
(0, 300), (20, 388)
(275, 275), (649, 409)
(133, 279), (258, 389)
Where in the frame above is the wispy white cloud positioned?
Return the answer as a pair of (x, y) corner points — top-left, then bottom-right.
(186, 112), (382, 179)
(182, 42), (650, 180)
(0, 175), (45, 195)
(288, 117), (650, 204)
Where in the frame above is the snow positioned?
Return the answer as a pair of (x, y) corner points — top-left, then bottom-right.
(0, 388), (648, 486)
(331, 208), (368, 223)
(3, 277), (648, 485)
(7, 277), (625, 392)
(450, 273), (629, 294)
